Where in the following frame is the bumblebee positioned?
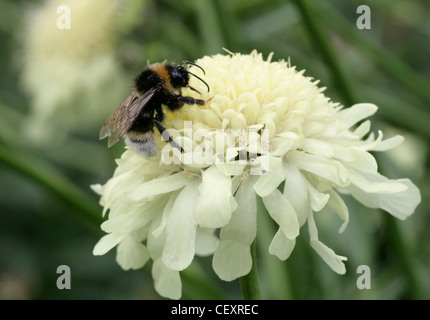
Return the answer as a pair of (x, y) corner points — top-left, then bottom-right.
(99, 61), (210, 157)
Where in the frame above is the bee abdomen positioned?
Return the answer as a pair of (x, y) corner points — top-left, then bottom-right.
(125, 131), (158, 158)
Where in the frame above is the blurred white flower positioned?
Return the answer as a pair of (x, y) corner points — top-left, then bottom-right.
(92, 51), (421, 299)
(20, 0), (145, 144)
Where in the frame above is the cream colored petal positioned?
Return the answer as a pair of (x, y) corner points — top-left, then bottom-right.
(347, 176), (421, 220)
(213, 176), (257, 281)
(127, 172), (190, 201)
(337, 103), (378, 129)
(253, 156), (285, 197)
(348, 169), (408, 194)
(304, 179), (330, 212)
(307, 213), (347, 274)
(288, 152), (349, 187)
(151, 192), (178, 238)
(353, 120), (371, 138)
(269, 229), (296, 260)
(101, 199), (162, 233)
(334, 147), (377, 173)
(302, 138), (334, 158)
(283, 163), (311, 227)
(152, 258), (182, 300)
(90, 184), (103, 196)
(327, 189), (349, 233)
(116, 236), (150, 270)
(212, 240), (252, 281)
(370, 135), (404, 152)
(237, 92), (261, 124)
(216, 163), (246, 176)
(195, 227), (219, 256)
(218, 177), (257, 244)
(194, 166), (236, 228)
(262, 189), (299, 239)
(162, 180), (199, 271)
(93, 233), (127, 256)
(147, 214), (165, 260)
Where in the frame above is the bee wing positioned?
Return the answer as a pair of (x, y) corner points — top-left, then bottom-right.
(99, 88), (158, 147)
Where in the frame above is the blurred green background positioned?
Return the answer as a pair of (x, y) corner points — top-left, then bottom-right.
(0, 0), (429, 300)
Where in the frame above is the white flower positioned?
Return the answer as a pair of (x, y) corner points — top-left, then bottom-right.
(92, 51), (421, 299)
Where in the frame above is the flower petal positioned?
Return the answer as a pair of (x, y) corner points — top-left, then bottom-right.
(127, 172), (190, 201)
(93, 233), (126, 256)
(195, 227), (219, 256)
(288, 152), (349, 187)
(162, 180), (199, 271)
(116, 236), (150, 270)
(348, 169), (408, 194)
(347, 176), (421, 220)
(262, 189), (299, 239)
(194, 166), (237, 228)
(213, 176), (257, 281)
(370, 135), (404, 152)
(326, 189), (349, 233)
(308, 213), (347, 274)
(269, 229), (296, 260)
(337, 103), (378, 130)
(283, 163), (311, 226)
(152, 258), (182, 300)
(305, 179), (330, 212)
(253, 156), (285, 197)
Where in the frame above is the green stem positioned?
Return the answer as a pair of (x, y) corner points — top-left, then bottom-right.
(0, 144), (103, 232)
(240, 240), (261, 300)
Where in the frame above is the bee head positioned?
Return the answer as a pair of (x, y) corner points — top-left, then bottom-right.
(167, 64), (190, 89)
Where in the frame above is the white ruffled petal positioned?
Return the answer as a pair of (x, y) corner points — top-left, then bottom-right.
(213, 240), (252, 281)
(308, 213), (347, 274)
(337, 103), (378, 129)
(289, 152), (349, 187)
(194, 166), (237, 228)
(93, 233), (127, 256)
(195, 227), (219, 256)
(127, 172), (190, 201)
(347, 176), (421, 220)
(253, 156), (285, 197)
(353, 120), (371, 138)
(370, 135), (404, 152)
(305, 179), (330, 212)
(283, 163), (311, 226)
(213, 177), (257, 281)
(348, 169), (408, 194)
(269, 229), (296, 260)
(326, 189), (349, 233)
(152, 258), (182, 300)
(162, 180), (199, 271)
(116, 236), (150, 270)
(262, 189), (299, 239)
(333, 146), (378, 173)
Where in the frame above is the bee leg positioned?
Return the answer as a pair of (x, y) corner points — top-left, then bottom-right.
(153, 119), (184, 153)
(177, 96), (206, 106)
(154, 104), (164, 122)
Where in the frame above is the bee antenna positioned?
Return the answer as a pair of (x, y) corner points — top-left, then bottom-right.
(187, 71), (210, 92)
(184, 61), (206, 75)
